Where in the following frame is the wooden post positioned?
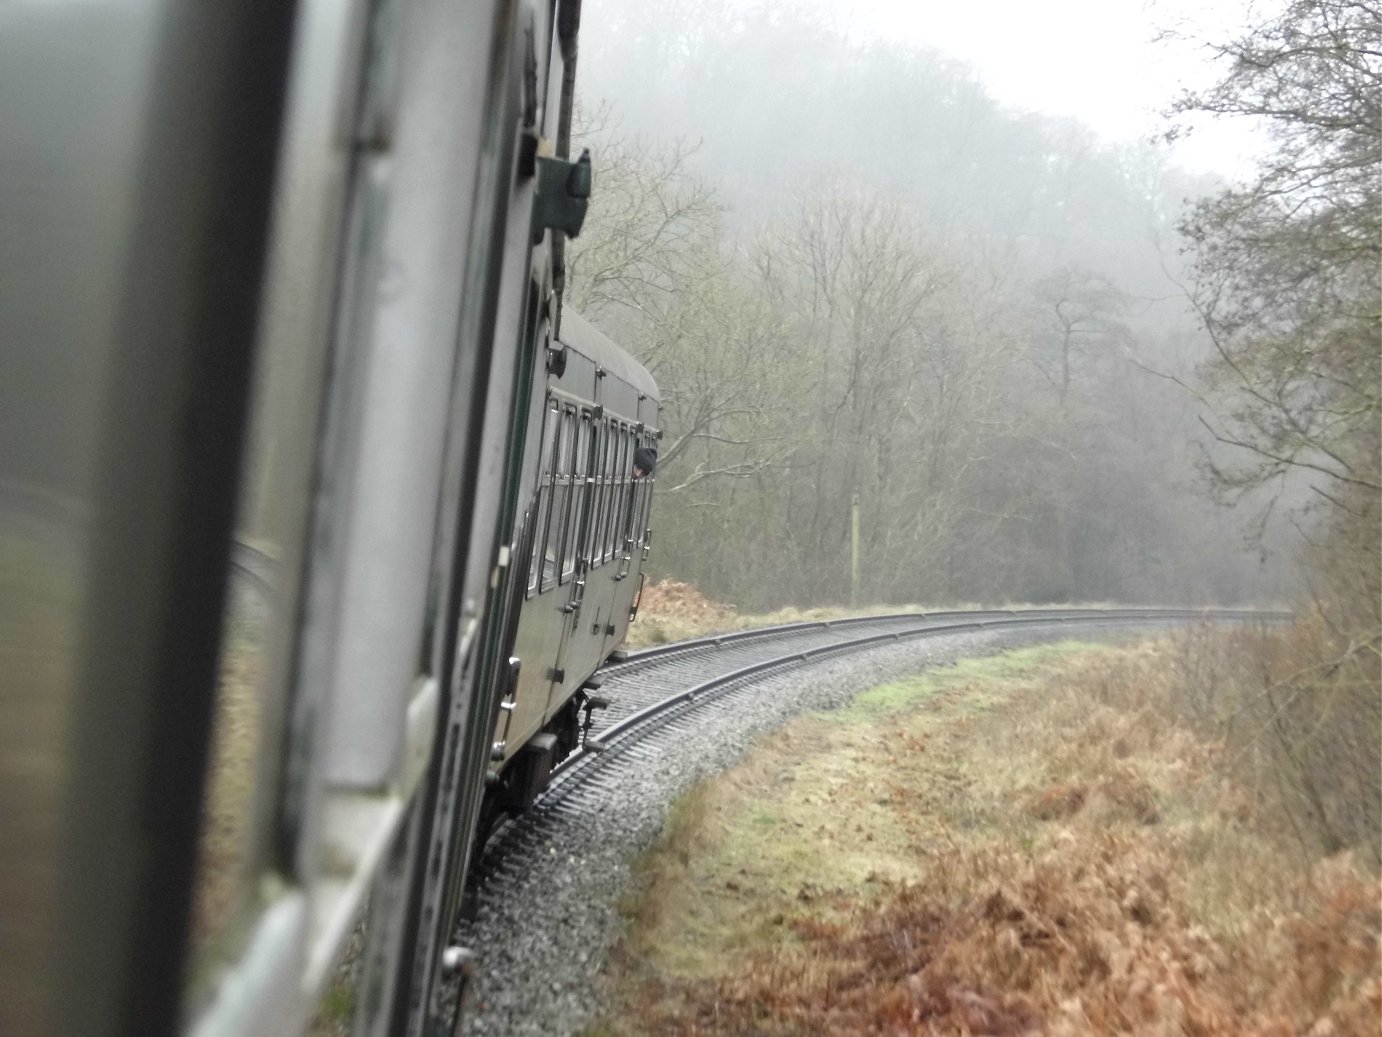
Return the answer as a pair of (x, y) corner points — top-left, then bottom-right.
(850, 492), (860, 605)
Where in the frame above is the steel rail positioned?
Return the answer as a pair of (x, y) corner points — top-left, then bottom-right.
(228, 537), (279, 601)
(606, 606), (1286, 673)
(556, 607), (1283, 784)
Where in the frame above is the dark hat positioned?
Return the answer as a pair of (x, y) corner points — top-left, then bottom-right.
(633, 445), (658, 474)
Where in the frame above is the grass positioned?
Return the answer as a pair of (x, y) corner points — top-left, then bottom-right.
(306, 920), (368, 1037)
(312, 980), (356, 1034)
(191, 607), (267, 956)
(598, 636), (1381, 1036)
(840, 640), (1092, 719)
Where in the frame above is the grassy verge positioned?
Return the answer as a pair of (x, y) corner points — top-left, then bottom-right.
(599, 637), (1380, 1036)
(192, 612), (265, 951)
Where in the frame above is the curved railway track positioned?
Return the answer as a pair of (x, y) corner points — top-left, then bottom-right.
(452, 607), (1284, 1033)
(228, 538), (279, 602)
(568, 607), (1277, 761)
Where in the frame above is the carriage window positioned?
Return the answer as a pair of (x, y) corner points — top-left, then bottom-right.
(636, 446), (655, 546)
(632, 443), (649, 547)
(597, 426), (612, 565)
(619, 429), (637, 551)
(528, 399), (562, 594)
(621, 437), (641, 550)
(602, 424), (621, 564)
(603, 421), (616, 562)
(543, 406), (575, 590)
(563, 414), (591, 581)
(629, 441), (642, 548)
(607, 428), (628, 560)
(588, 420), (608, 567)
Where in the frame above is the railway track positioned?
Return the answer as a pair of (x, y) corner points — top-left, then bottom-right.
(228, 538), (278, 601)
(452, 606), (1285, 1034)
(571, 607), (1277, 757)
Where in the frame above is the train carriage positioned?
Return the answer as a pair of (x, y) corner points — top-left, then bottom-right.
(0, 0), (653, 1035)
(488, 310), (661, 819)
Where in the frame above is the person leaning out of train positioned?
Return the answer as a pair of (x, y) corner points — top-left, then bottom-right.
(633, 445), (657, 479)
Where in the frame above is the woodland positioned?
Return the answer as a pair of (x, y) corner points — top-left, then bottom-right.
(566, 0), (1379, 624)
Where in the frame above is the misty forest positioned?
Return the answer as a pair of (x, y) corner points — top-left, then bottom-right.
(564, 0), (1378, 625)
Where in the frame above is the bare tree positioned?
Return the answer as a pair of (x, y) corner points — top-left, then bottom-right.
(568, 112), (799, 493)
(1173, 0), (1380, 495)
(1031, 266), (1133, 407)
(568, 106), (722, 323)
(565, 7), (1287, 609)
(1171, 0), (1380, 621)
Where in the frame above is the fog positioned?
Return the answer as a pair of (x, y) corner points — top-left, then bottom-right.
(566, 0), (1292, 609)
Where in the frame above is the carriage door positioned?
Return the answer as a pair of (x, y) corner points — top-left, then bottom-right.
(547, 408), (593, 707)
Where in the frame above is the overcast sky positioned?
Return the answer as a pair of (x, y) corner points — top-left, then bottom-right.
(833, 0), (1268, 178)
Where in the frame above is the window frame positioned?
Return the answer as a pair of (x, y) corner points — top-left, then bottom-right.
(527, 398), (563, 597)
(631, 441), (651, 549)
(636, 441), (655, 553)
(543, 405), (575, 591)
(608, 425), (629, 561)
(562, 411), (591, 582)
(588, 419), (609, 568)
